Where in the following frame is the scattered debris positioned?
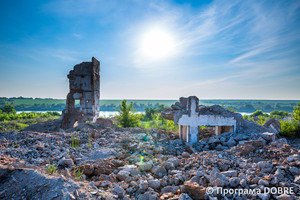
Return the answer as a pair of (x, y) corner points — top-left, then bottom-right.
(0, 122), (299, 199)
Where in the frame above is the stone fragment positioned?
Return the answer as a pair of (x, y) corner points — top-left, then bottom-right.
(185, 145), (196, 154)
(263, 119), (281, 134)
(58, 158), (74, 168)
(221, 170), (238, 177)
(139, 180), (148, 190)
(162, 161), (175, 170)
(294, 176), (300, 184)
(63, 168), (72, 178)
(161, 186), (179, 194)
(258, 161), (273, 173)
(178, 193), (193, 200)
(274, 169), (285, 181)
(182, 152), (190, 158)
(95, 118), (113, 128)
(258, 179), (269, 186)
(289, 167), (299, 175)
(244, 140), (264, 148)
(138, 161), (153, 172)
(261, 132), (276, 142)
(239, 144), (255, 156)
(215, 144), (223, 151)
(80, 164), (94, 176)
(184, 180), (206, 200)
(276, 194), (294, 200)
(208, 136), (220, 144)
(167, 158), (181, 167)
(210, 171), (229, 187)
(151, 166), (167, 178)
(257, 193), (270, 200)
(226, 137), (236, 147)
(112, 184), (125, 198)
(148, 180), (160, 189)
(240, 178), (247, 187)
(117, 170), (131, 181)
(270, 138), (288, 148)
(137, 191), (159, 200)
(229, 177), (240, 188)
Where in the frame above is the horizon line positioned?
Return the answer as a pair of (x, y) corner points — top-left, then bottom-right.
(1, 96), (300, 101)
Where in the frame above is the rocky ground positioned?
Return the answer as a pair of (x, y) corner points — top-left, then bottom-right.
(0, 119), (299, 200)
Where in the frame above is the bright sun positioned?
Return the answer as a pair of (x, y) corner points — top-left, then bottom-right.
(140, 29), (175, 61)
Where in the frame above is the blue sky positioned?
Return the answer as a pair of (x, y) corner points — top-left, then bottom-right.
(0, 0), (299, 100)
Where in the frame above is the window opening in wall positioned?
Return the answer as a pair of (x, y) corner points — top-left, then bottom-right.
(75, 100), (80, 108)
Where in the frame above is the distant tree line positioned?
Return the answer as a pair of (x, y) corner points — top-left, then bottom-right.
(0, 97), (298, 113)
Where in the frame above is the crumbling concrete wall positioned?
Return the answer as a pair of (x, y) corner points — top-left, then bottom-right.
(61, 57), (100, 129)
(161, 96), (245, 143)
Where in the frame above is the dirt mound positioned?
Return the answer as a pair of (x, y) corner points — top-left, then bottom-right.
(0, 166), (91, 199)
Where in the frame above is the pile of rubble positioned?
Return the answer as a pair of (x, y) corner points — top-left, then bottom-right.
(0, 120), (299, 199)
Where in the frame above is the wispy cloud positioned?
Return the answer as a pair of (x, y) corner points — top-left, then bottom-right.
(73, 33), (83, 39)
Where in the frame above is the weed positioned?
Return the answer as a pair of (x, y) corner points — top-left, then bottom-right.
(12, 140), (19, 148)
(70, 132), (80, 149)
(87, 133), (92, 148)
(45, 162), (56, 174)
(73, 167), (84, 181)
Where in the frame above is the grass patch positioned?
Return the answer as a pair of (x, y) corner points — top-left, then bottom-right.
(45, 162), (57, 174)
(73, 167), (84, 181)
(70, 132), (80, 149)
(0, 116), (59, 131)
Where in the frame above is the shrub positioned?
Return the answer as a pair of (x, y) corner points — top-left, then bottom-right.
(0, 104), (16, 114)
(270, 110), (289, 119)
(280, 120), (299, 137)
(249, 110), (269, 118)
(116, 100), (140, 127)
(292, 102), (300, 122)
(243, 115), (249, 120)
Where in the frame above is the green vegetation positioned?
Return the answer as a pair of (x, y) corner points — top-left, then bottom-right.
(0, 104), (61, 131)
(116, 100), (140, 128)
(0, 104), (16, 114)
(87, 133), (92, 148)
(12, 140), (19, 148)
(138, 104), (178, 131)
(244, 104), (300, 137)
(0, 97), (298, 113)
(279, 102), (300, 137)
(139, 113), (178, 131)
(73, 167), (84, 181)
(249, 110), (269, 118)
(280, 120), (299, 137)
(45, 162), (57, 174)
(0, 111), (60, 121)
(70, 132), (80, 149)
(292, 102), (300, 122)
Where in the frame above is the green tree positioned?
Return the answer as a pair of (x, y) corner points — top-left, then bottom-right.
(250, 110), (268, 118)
(1, 104), (16, 114)
(144, 107), (156, 120)
(116, 100), (140, 127)
(292, 102), (300, 122)
(270, 110), (289, 119)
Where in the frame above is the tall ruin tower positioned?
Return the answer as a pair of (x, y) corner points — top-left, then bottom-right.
(61, 57), (100, 129)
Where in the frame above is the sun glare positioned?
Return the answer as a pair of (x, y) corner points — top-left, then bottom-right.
(140, 29), (175, 61)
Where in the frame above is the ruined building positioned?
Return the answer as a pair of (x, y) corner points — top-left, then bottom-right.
(61, 57), (100, 129)
(161, 96), (244, 143)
